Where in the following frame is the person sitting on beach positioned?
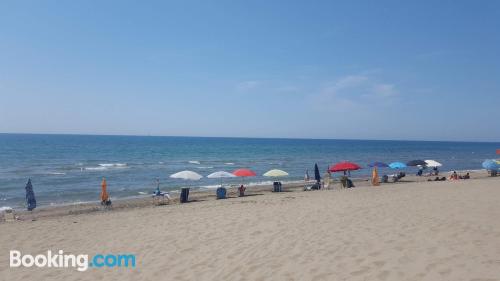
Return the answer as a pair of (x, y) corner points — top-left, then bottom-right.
(459, 172), (470, 180)
(450, 171), (458, 180)
(417, 167), (423, 176)
(432, 166), (439, 176)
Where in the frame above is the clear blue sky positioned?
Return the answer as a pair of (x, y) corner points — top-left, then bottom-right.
(1, 1), (499, 141)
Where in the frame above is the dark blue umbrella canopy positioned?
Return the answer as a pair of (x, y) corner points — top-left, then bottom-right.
(314, 163), (321, 183)
(406, 160), (427, 167)
(25, 179), (36, 211)
(368, 162), (389, 168)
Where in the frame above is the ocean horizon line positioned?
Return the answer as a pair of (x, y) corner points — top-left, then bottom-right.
(1, 132), (499, 144)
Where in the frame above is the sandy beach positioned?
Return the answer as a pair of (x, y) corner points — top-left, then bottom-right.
(1, 173), (500, 281)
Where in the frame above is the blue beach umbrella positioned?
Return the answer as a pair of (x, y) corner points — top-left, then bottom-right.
(482, 159), (499, 171)
(368, 162), (389, 168)
(25, 179), (36, 211)
(389, 162), (407, 169)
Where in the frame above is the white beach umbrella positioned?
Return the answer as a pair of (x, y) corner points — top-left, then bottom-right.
(170, 170), (203, 181)
(424, 160), (442, 167)
(207, 171), (236, 179)
(207, 171), (236, 187)
(263, 169), (289, 177)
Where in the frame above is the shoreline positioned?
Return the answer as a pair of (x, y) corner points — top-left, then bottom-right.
(2, 169), (489, 223)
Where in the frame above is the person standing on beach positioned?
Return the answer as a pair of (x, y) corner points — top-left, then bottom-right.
(305, 170), (310, 182)
(323, 170), (332, 189)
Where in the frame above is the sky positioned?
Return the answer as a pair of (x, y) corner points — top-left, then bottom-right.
(1, 0), (499, 142)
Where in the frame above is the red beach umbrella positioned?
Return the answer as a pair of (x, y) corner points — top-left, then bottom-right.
(232, 169), (257, 177)
(329, 161), (361, 172)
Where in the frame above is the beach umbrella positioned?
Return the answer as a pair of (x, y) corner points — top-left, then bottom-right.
(100, 178), (109, 203)
(170, 170), (203, 181)
(368, 162), (389, 168)
(482, 160), (499, 171)
(233, 169), (256, 190)
(329, 161), (361, 172)
(25, 179), (36, 211)
(263, 169), (289, 177)
(207, 171), (236, 179)
(424, 160), (442, 167)
(314, 163), (321, 183)
(371, 167), (380, 186)
(232, 169), (256, 177)
(406, 160), (427, 167)
(207, 171), (236, 187)
(389, 162), (407, 169)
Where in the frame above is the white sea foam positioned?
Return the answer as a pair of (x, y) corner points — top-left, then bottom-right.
(137, 191), (148, 195)
(85, 163), (128, 171)
(196, 166), (214, 169)
(189, 160), (201, 164)
(0, 206), (13, 212)
(99, 163), (127, 167)
(84, 166), (108, 171)
(199, 184), (221, 189)
(224, 162), (235, 165)
(48, 172), (66, 175)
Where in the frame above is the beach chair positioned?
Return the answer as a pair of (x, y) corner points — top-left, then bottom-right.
(381, 175), (389, 183)
(180, 187), (190, 203)
(1, 208), (16, 222)
(273, 181), (282, 192)
(153, 190), (171, 205)
(216, 187), (227, 199)
(340, 176), (348, 188)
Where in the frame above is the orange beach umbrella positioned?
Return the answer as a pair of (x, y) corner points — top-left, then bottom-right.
(100, 178), (109, 202)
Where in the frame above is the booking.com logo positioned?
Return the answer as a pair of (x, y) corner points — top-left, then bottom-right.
(10, 250), (136, 272)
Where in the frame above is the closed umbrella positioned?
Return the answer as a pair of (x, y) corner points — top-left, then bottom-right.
(100, 177), (109, 204)
(371, 167), (380, 186)
(424, 160), (442, 167)
(389, 162), (407, 169)
(25, 179), (36, 211)
(314, 163), (321, 183)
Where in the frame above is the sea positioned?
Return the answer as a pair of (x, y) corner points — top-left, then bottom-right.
(1, 133), (499, 210)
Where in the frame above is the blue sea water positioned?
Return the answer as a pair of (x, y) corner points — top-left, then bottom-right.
(0, 134), (499, 209)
